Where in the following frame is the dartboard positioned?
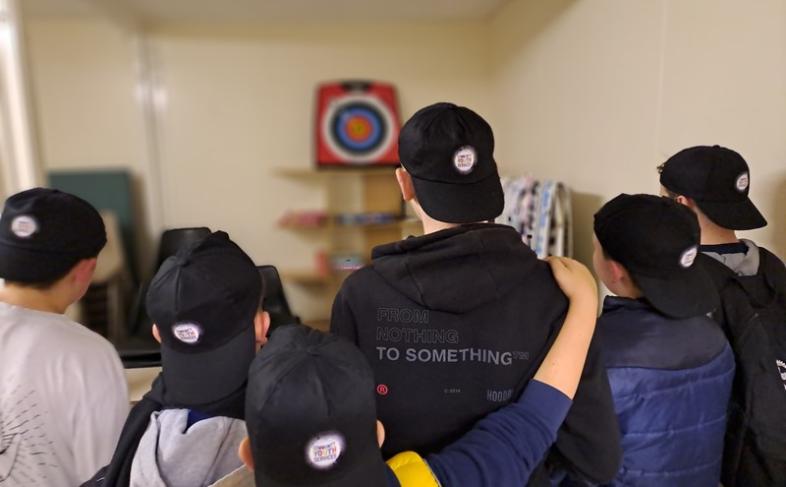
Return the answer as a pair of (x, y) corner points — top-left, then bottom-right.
(316, 82), (400, 167)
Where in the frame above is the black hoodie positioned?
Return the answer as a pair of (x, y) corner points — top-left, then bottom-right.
(331, 224), (621, 484)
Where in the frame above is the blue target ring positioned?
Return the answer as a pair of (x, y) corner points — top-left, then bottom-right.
(331, 103), (387, 155)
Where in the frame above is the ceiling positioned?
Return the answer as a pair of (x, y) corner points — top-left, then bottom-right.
(23, 0), (511, 23)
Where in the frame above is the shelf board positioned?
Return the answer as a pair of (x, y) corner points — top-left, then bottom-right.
(281, 270), (333, 285)
(275, 167), (398, 178)
(279, 216), (419, 231)
(281, 268), (362, 286)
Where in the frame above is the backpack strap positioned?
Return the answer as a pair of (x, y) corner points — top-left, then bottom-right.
(758, 248), (786, 295)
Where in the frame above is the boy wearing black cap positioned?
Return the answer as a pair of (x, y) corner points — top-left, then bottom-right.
(0, 188), (128, 486)
(331, 102), (621, 484)
(592, 194), (734, 486)
(235, 256), (605, 487)
(659, 145), (786, 485)
(86, 231), (270, 487)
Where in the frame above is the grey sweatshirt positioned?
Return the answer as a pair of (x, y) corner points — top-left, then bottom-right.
(129, 409), (247, 487)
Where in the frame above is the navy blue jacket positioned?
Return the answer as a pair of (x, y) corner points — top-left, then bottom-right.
(597, 297), (735, 487)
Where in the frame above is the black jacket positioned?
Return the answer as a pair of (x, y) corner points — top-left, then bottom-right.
(331, 224), (621, 484)
(698, 247), (786, 487)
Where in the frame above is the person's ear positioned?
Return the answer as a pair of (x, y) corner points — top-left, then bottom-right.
(238, 437), (255, 472)
(71, 258), (97, 287)
(152, 324), (162, 344)
(254, 311), (271, 347)
(675, 195), (691, 207)
(607, 260), (628, 284)
(376, 420), (385, 448)
(395, 168), (416, 202)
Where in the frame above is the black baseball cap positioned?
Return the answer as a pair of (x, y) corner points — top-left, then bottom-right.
(0, 188), (106, 283)
(660, 145), (767, 230)
(246, 325), (388, 487)
(146, 231), (262, 406)
(594, 194), (719, 319)
(398, 102), (504, 224)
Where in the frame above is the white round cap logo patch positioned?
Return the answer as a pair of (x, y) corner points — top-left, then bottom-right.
(305, 432), (345, 470)
(680, 246), (698, 269)
(10, 215), (38, 238)
(172, 323), (202, 345)
(735, 172), (749, 193)
(453, 146), (477, 175)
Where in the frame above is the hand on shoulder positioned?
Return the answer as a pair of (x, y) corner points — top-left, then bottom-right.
(546, 256), (599, 310)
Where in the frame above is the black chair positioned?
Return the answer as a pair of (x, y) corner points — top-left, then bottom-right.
(120, 349), (162, 369)
(127, 227), (211, 336)
(156, 227), (212, 269)
(258, 265), (301, 334)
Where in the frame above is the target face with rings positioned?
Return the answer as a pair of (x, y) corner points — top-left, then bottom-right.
(316, 82), (401, 167)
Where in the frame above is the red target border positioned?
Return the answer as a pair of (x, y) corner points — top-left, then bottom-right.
(315, 81), (401, 168)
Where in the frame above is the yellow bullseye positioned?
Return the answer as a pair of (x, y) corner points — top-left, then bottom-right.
(346, 116), (372, 141)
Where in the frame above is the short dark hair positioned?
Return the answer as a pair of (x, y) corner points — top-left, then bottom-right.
(4, 254), (94, 290)
(656, 163), (680, 199)
(600, 246), (643, 291)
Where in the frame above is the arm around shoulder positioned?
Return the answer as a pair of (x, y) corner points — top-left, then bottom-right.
(425, 380), (573, 487)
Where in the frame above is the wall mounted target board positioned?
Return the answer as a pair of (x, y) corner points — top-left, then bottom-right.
(316, 81), (401, 167)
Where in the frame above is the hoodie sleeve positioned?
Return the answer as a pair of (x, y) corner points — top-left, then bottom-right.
(548, 339), (622, 484)
(330, 286), (359, 344)
(425, 380), (572, 487)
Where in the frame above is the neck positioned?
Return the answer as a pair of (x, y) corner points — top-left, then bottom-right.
(605, 276), (643, 300)
(699, 223), (738, 245)
(0, 285), (68, 314)
(421, 219), (461, 235)
(613, 287), (643, 300)
(409, 200), (480, 235)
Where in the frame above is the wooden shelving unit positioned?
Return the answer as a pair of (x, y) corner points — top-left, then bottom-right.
(280, 269), (333, 286)
(279, 216), (420, 232)
(276, 166), (421, 322)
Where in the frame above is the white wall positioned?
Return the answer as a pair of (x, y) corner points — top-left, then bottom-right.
(148, 20), (493, 242)
(25, 16), (158, 270)
(147, 21), (495, 318)
(490, 0), (786, 261)
(23, 2), (786, 319)
(24, 17), (495, 318)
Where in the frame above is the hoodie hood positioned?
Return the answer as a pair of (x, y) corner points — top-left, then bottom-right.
(210, 467), (254, 487)
(130, 409), (247, 487)
(701, 238), (760, 277)
(371, 224), (541, 313)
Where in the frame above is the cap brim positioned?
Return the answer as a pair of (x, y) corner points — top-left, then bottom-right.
(634, 266), (719, 319)
(0, 242), (78, 283)
(161, 324), (256, 405)
(255, 444), (390, 487)
(411, 172), (504, 224)
(695, 197), (767, 231)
